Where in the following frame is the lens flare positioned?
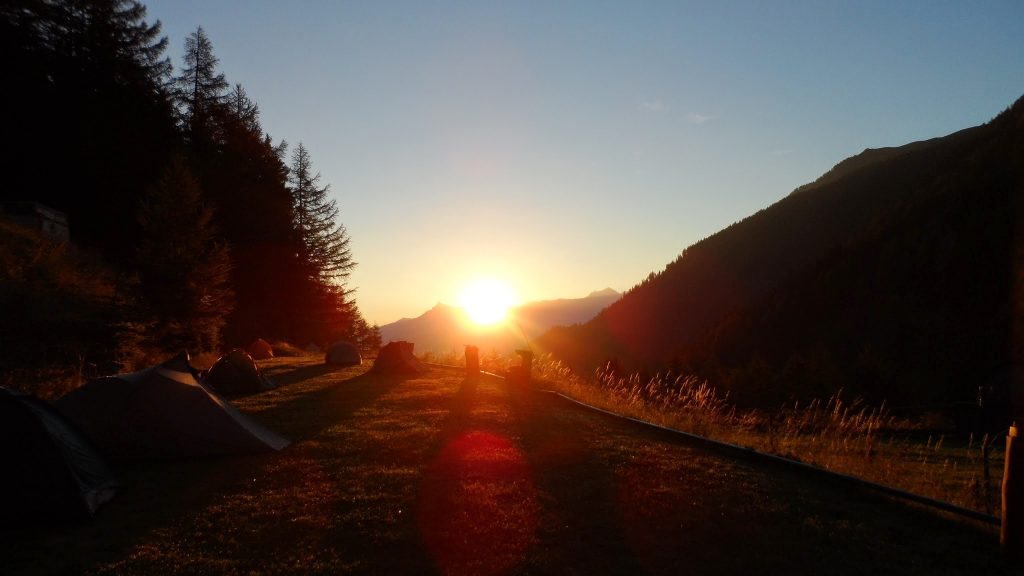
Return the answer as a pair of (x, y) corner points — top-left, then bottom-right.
(418, 430), (538, 575)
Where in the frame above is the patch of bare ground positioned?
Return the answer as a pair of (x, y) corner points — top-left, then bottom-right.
(2, 359), (1018, 575)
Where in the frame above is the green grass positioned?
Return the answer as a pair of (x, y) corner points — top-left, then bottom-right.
(2, 357), (1017, 575)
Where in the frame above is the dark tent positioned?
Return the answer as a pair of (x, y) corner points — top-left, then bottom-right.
(372, 341), (425, 374)
(204, 349), (276, 396)
(325, 341), (362, 366)
(55, 353), (289, 459)
(1, 388), (118, 523)
(247, 338), (274, 360)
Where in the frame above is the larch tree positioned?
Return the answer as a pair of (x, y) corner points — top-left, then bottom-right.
(289, 142), (356, 287)
(173, 26), (227, 138)
(228, 83), (260, 133)
(288, 143), (357, 343)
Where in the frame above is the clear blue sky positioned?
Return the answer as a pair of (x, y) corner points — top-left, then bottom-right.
(145, 0), (1023, 325)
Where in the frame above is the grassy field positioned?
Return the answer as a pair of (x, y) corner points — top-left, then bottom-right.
(3, 356), (1019, 575)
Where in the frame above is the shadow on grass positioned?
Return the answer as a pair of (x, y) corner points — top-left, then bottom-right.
(503, 378), (645, 574)
(0, 366), (406, 575)
(531, 388), (1013, 576)
(0, 449), (283, 575)
(434, 375), (479, 442)
(268, 362), (349, 387)
(252, 369), (409, 443)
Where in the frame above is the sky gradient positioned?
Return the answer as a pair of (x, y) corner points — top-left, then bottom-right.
(144, 1), (1024, 325)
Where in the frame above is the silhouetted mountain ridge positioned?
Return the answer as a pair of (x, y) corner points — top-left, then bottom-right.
(380, 289), (620, 355)
(538, 94), (1024, 408)
(789, 125), (984, 197)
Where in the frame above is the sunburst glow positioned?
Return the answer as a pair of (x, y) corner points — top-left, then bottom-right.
(458, 279), (516, 326)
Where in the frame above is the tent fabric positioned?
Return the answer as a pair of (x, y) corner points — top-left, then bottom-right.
(204, 349), (276, 396)
(247, 338), (274, 360)
(55, 353), (290, 459)
(372, 341), (425, 374)
(325, 341), (362, 366)
(0, 387), (118, 523)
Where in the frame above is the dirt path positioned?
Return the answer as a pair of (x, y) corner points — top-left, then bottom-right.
(3, 362), (1019, 575)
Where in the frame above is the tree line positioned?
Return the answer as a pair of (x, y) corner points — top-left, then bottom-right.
(1, 0), (380, 361)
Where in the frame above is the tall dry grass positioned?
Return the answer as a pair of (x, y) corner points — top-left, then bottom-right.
(534, 355), (1005, 516)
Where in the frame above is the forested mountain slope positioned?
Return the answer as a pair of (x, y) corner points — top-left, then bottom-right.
(539, 95), (1024, 407)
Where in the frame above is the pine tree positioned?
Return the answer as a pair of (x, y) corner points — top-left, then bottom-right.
(137, 156), (233, 352)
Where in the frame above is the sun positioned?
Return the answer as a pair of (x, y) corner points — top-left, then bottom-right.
(458, 278), (516, 326)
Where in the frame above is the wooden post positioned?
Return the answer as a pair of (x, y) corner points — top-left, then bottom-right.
(515, 349), (533, 380)
(465, 345), (479, 376)
(1004, 423), (1023, 562)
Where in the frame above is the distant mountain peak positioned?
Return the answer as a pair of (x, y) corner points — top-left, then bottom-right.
(380, 288), (621, 354)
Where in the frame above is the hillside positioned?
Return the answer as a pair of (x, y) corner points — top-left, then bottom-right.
(0, 219), (142, 398)
(381, 289), (620, 355)
(538, 95), (1024, 407)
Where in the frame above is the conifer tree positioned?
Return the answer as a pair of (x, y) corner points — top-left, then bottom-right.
(137, 156), (233, 352)
(174, 26), (227, 137)
(229, 83), (260, 132)
(289, 143), (356, 286)
(2, 0), (178, 265)
(286, 143), (359, 343)
(54, 0), (172, 90)
(347, 313), (382, 353)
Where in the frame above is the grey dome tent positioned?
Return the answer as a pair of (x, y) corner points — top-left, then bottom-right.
(204, 349), (276, 396)
(372, 341), (425, 374)
(325, 341), (362, 366)
(55, 353), (289, 459)
(1, 388), (118, 523)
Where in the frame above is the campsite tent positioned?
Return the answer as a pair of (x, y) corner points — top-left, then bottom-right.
(325, 341), (362, 366)
(247, 338), (274, 360)
(55, 353), (290, 459)
(372, 341), (425, 374)
(1, 388), (118, 523)
(204, 349), (276, 396)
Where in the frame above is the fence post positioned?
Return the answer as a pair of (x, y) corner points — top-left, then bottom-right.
(515, 349), (533, 380)
(465, 345), (479, 377)
(1004, 423), (1023, 562)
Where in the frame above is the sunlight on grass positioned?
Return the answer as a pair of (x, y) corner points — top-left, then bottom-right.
(529, 355), (1006, 517)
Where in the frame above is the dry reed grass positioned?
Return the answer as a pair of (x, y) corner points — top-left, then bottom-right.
(529, 355), (1005, 516)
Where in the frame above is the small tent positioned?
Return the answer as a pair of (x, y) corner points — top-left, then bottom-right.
(372, 341), (425, 374)
(325, 341), (362, 366)
(247, 338), (274, 360)
(1, 388), (118, 523)
(204, 349), (276, 396)
(55, 353), (289, 459)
